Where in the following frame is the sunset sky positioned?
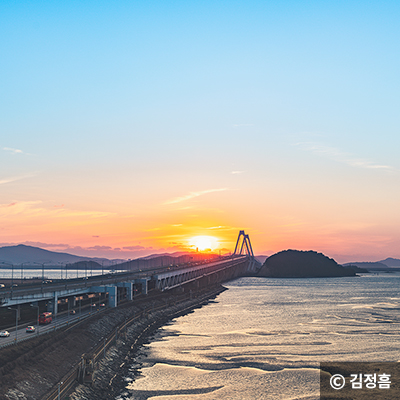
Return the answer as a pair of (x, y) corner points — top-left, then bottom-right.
(1, 1), (400, 263)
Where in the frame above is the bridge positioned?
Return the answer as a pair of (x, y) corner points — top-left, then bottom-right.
(0, 231), (261, 315)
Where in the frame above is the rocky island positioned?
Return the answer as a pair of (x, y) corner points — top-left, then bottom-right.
(258, 250), (357, 278)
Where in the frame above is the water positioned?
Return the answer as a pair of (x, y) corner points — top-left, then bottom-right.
(0, 268), (114, 280)
(117, 274), (400, 399)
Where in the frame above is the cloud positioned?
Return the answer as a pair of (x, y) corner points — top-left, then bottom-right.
(164, 188), (228, 205)
(3, 147), (23, 154)
(231, 170), (244, 174)
(87, 245), (113, 251)
(206, 226), (234, 230)
(0, 172), (37, 185)
(0, 201), (113, 223)
(0, 176), (27, 185)
(122, 245), (146, 250)
(4, 202), (17, 207)
(295, 141), (394, 171)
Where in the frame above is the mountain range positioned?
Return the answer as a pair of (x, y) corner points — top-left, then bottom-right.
(0, 245), (213, 267)
(0, 244), (113, 266)
(0, 244), (400, 270)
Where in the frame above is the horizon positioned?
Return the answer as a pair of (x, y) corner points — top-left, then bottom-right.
(2, 1), (400, 264)
(0, 241), (398, 265)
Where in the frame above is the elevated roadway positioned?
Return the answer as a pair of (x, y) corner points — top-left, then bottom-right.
(0, 255), (260, 312)
(0, 231), (261, 316)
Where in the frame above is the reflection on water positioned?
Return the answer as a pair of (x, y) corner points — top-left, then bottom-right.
(117, 274), (400, 400)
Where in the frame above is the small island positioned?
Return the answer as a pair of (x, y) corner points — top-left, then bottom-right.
(258, 249), (357, 278)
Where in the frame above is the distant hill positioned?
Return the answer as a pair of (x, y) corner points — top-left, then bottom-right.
(258, 250), (356, 278)
(343, 258), (400, 270)
(140, 251), (196, 260)
(343, 261), (388, 270)
(379, 258), (400, 267)
(0, 244), (110, 266)
(71, 260), (103, 270)
(0, 244), (220, 269)
(255, 255), (269, 264)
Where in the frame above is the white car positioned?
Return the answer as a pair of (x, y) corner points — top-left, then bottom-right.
(0, 330), (10, 337)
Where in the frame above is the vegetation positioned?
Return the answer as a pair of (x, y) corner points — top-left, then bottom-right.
(258, 250), (356, 278)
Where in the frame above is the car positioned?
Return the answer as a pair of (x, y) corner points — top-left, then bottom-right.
(0, 331), (10, 337)
(26, 326), (35, 333)
(69, 310), (76, 315)
(100, 303), (106, 307)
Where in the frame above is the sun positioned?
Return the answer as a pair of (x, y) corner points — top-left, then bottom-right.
(189, 235), (219, 252)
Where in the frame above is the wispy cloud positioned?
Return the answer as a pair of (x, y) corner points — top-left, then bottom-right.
(0, 201), (113, 219)
(0, 177), (18, 185)
(295, 141), (394, 171)
(3, 147), (24, 154)
(0, 173), (36, 185)
(164, 188), (228, 205)
(206, 225), (235, 231)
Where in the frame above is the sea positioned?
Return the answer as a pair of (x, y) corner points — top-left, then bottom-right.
(0, 268), (115, 280)
(115, 273), (400, 400)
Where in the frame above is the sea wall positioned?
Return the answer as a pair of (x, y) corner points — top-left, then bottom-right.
(0, 285), (226, 400)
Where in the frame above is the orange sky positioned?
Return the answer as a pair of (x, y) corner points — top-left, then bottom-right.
(2, 1), (400, 263)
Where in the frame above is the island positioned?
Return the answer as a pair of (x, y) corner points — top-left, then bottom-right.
(257, 249), (357, 278)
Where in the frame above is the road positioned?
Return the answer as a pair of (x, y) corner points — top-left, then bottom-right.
(0, 304), (106, 348)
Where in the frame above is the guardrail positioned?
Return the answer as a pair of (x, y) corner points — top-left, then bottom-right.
(0, 310), (97, 350)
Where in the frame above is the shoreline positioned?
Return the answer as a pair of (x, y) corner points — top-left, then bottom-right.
(67, 285), (227, 400)
(0, 285), (226, 400)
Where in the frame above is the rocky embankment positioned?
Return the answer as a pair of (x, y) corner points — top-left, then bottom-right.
(0, 285), (226, 400)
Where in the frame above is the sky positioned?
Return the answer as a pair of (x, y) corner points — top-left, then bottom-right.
(1, 0), (400, 263)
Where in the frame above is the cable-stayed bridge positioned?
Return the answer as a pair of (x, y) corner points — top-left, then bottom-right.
(0, 231), (261, 313)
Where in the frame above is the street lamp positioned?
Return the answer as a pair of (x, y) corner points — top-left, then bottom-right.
(58, 262), (65, 280)
(34, 262), (52, 291)
(58, 381), (63, 400)
(20, 262), (25, 283)
(8, 307), (18, 343)
(1, 262), (14, 298)
(31, 304), (40, 335)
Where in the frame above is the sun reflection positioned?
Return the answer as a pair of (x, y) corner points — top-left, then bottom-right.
(189, 235), (219, 251)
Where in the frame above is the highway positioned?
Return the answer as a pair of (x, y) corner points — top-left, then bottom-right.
(0, 255), (244, 304)
(0, 303), (105, 348)
(0, 254), (251, 349)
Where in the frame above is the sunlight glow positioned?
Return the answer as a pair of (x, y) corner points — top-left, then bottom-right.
(189, 235), (219, 252)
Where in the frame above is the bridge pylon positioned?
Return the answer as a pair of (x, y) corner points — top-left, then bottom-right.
(233, 230), (255, 258)
(233, 230), (261, 274)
